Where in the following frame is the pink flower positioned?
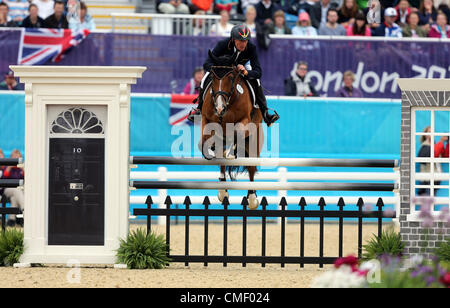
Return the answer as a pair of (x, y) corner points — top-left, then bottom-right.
(334, 255), (359, 272)
(440, 272), (450, 288)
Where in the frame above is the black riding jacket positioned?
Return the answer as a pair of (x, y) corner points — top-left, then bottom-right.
(203, 38), (262, 80)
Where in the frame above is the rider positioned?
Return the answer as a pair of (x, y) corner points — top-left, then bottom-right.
(187, 24), (280, 126)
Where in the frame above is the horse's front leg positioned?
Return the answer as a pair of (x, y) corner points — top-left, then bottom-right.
(199, 116), (217, 159)
(247, 166), (259, 210)
(218, 166), (229, 203)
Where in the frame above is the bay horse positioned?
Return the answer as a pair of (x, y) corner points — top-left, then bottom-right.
(198, 51), (264, 210)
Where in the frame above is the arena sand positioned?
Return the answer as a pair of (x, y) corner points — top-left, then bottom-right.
(0, 222), (397, 288)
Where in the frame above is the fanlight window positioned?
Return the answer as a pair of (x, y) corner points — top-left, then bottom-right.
(50, 108), (104, 134)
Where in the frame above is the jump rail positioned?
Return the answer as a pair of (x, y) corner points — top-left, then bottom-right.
(130, 181), (397, 191)
(0, 158), (23, 166)
(130, 156), (399, 168)
(0, 159), (23, 231)
(0, 179), (23, 188)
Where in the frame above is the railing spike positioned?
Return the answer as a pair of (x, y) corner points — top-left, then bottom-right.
(145, 195), (153, 205)
(318, 197), (326, 207)
(203, 196), (211, 206)
(260, 197), (269, 207)
(241, 197), (249, 206)
(164, 196), (173, 205)
(184, 196), (192, 206)
(279, 197), (288, 207)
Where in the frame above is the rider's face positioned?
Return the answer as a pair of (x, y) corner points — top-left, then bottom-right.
(234, 40), (248, 52)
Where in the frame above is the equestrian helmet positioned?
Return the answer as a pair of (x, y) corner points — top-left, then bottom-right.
(231, 25), (251, 41)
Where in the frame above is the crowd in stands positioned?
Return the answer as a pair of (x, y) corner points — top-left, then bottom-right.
(0, 0), (95, 31)
(156, 0), (450, 38)
(2, 0), (450, 37)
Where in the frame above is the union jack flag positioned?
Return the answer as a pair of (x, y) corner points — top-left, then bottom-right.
(169, 94), (197, 126)
(18, 28), (90, 65)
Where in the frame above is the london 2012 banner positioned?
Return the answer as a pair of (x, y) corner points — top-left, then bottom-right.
(1, 29), (449, 98)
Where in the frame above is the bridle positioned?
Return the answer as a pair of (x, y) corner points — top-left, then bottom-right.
(210, 66), (244, 123)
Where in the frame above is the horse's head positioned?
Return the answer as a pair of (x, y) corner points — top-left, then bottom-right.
(208, 50), (242, 119)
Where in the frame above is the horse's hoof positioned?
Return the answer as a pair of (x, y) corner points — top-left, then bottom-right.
(248, 194), (259, 210)
(218, 190), (229, 203)
(224, 144), (236, 160)
(206, 148), (216, 159)
(224, 151), (235, 160)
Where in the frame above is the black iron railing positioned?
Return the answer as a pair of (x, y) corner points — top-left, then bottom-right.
(134, 196), (396, 268)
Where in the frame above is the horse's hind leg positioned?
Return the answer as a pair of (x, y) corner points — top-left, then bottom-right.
(247, 166), (259, 210)
(218, 166), (229, 203)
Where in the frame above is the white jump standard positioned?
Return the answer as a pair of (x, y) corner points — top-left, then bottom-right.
(11, 65), (146, 266)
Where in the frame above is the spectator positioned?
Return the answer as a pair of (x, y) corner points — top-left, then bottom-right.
(244, 5), (258, 36)
(4, 0), (29, 25)
(21, 3), (45, 28)
(189, 0), (214, 13)
(32, 0), (54, 20)
(372, 7), (403, 36)
(409, 0), (421, 10)
(347, 10), (372, 35)
(0, 148), (4, 176)
(319, 8), (347, 35)
(418, 0), (437, 26)
(435, 133), (449, 158)
(241, 0), (261, 14)
(396, 0), (411, 27)
(184, 66), (204, 95)
(367, 0), (381, 26)
(284, 61), (319, 97)
(437, 2), (450, 22)
(158, 0), (190, 14)
(209, 9), (234, 36)
(416, 126), (446, 196)
(357, 0), (370, 9)
(428, 12), (450, 37)
(189, 10), (207, 35)
(69, 1), (95, 31)
(335, 70), (364, 97)
(0, 71), (22, 90)
(43, 0), (68, 28)
(338, 0), (359, 27)
(214, 0), (239, 15)
(267, 9), (292, 34)
(1, 149), (24, 226)
(292, 11), (318, 36)
(0, 2), (17, 27)
(0, 148), (3, 169)
(275, 0), (313, 16)
(0, 148), (5, 203)
(255, 0), (281, 26)
(310, 0), (340, 29)
(402, 11), (428, 36)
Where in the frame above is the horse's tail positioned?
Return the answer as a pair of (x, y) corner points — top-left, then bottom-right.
(226, 166), (249, 181)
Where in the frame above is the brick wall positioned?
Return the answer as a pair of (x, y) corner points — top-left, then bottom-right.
(401, 90), (450, 258)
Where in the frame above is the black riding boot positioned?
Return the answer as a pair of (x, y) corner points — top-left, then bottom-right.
(187, 90), (204, 122)
(254, 82), (279, 126)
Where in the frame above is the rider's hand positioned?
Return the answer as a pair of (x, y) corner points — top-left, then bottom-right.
(237, 64), (248, 75)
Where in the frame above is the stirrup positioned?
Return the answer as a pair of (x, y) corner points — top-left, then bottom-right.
(187, 108), (201, 122)
(265, 110), (279, 127)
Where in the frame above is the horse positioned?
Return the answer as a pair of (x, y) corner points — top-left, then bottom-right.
(198, 51), (264, 210)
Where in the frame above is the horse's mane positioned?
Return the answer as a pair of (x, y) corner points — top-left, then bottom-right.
(211, 66), (234, 79)
(208, 50), (237, 79)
